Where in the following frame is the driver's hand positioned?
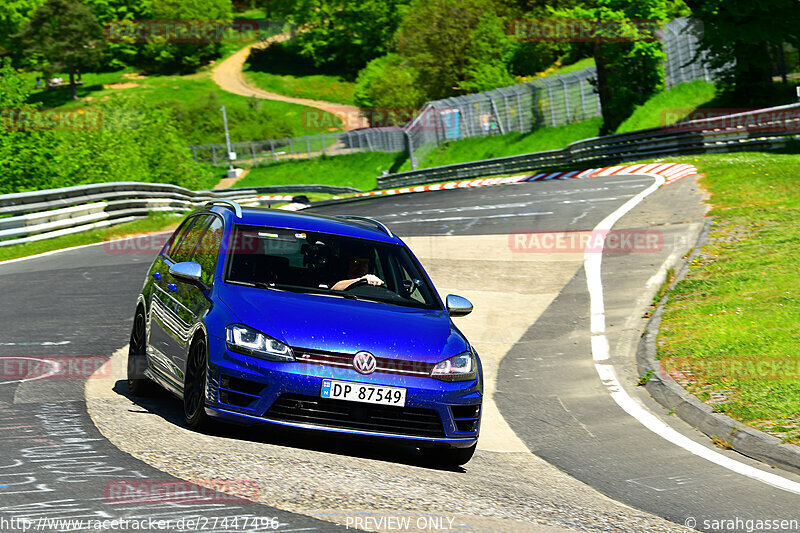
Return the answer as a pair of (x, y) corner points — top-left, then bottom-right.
(361, 274), (384, 286)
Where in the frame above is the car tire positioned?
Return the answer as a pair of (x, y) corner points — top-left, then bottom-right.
(127, 309), (154, 397)
(421, 443), (477, 467)
(184, 334), (211, 430)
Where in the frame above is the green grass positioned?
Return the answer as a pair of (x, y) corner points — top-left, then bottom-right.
(553, 57), (595, 76)
(243, 42), (357, 106)
(27, 71), (344, 145)
(398, 118), (602, 172)
(0, 212), (185, 263)
(236, 152), (406, 191)
(243, 70), (356, 106)
(656, 150), (800, 443)
(615, 80), (717, 133)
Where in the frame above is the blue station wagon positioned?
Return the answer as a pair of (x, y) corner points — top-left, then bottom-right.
(127, 200), (482, 466)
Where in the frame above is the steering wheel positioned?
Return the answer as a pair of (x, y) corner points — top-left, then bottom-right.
(344, 278), (370, 290)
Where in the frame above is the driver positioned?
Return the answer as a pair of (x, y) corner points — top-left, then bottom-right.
(331, 256), (384, 291)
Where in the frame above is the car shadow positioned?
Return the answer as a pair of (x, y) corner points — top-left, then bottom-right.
(111, 379), (467, 473)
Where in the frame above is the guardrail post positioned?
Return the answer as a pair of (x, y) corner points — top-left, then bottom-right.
(516, 91), (524, 131)
(190, 146), (198, 162)
(319, 134), (325, 155)
(211, 145), (217, 165)
(580, 79), (587, 119)
(249, 142), (257, 166)
(269, 139), (275, 162)
(547, 83), (557, 126)
(405, 130), (416, 170)
(525, 82), (540, 129)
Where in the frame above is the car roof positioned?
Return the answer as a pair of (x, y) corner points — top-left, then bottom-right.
(205, 205), (401, 244)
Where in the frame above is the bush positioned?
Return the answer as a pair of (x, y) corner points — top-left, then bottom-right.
(0, 62), (215, 194)
(354, 54), (425, 123)
(53, 96), (215, 190)
(0, 59), (59, 194)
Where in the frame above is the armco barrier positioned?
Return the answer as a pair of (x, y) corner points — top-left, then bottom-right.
(2, 103), (798, 248)
(376, 103), (800, 189)
(0, 183), (361, 247)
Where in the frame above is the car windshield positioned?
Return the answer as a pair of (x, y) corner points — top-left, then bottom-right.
(225, 224), (441, 310)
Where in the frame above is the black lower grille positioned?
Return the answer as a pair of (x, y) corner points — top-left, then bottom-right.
(266, 394), (445, 437)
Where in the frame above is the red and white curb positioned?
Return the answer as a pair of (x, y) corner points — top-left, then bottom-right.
(279, 162), (698, 211)
(526, 162), (698, 185)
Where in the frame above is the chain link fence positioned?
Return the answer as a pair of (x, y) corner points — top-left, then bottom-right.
(661, 17), (719, 88)
(190, 66), (599, 170)
(190, 16), (721, 171)
(404, 67), (601, 168)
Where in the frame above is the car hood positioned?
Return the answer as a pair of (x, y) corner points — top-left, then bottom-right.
(219, 285), (469, 363)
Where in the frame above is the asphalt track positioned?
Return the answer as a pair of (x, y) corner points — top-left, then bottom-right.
(1, 174), (799, 532)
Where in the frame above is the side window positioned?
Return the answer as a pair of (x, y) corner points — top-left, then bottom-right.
(192, 217), (224, 285)
(172, 215), (212, 264)
(165, 217), (195, 259)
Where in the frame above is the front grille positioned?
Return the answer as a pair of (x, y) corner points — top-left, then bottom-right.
(293, 347), (435, 377)
(266, 393), (445, 437)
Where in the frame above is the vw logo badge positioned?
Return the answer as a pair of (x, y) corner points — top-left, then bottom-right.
(353, 351), (377, 375)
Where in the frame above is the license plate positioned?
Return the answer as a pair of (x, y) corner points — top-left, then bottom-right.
(321, 379), (406, 407)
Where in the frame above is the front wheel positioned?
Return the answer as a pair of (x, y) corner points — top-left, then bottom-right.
(184, 336), (211, 430)
(127, 309), (154, 397)
(421, 443), (476, 467)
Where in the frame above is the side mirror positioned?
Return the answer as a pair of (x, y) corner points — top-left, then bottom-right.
(169, 262), (206, 289)
(446, 294), (473, 317)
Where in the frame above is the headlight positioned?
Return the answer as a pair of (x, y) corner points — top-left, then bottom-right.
(431, 351), (476, 381)
(225, 324), (294, 362)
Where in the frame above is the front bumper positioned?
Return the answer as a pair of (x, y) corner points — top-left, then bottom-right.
(205, 335), (482, 448)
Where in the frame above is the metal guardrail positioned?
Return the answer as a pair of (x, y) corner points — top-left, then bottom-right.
(0, 183), (360, 248)
(3, 104), (798, 248)
(377, 103), (800, 188)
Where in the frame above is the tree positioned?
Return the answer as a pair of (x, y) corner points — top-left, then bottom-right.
(683, 0), (799, 105)
(83, 0), (153, 70)
(0, 0), (45, 55)
(262, 0), (410, 75)
(16, 0), (105, 100)
(138, 0), (233, 74)
(554, 0), (668, 134)
(395, 0), (516, 100)
(354, 54), (425, 124)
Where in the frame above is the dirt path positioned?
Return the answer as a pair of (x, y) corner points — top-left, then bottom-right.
(212, 34), (368, 131)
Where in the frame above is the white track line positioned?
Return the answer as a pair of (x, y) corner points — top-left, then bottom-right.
(584, 173), (800, 495)
(0, 356), (62, 385)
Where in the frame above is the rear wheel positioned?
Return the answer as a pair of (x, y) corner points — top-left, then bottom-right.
(127, 309), (154, 396)
(184, 335), (210, 429)
(421, 443), (476, 467)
